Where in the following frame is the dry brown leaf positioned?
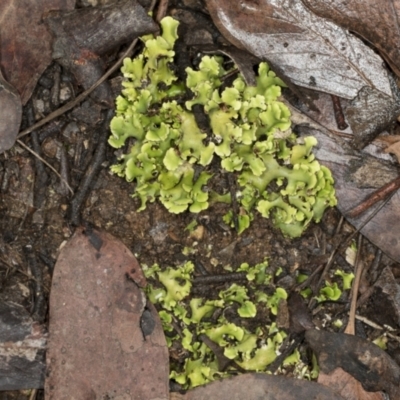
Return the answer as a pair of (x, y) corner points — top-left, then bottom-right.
(318, 368), (384, 400)
(45, 227), (169, 399)
(373, 135), (400, 162)
(0, 0), (75, 105)
(174, 374), (345, 400)
(383, 141), (400, 163)
(375, 135), (400, 145)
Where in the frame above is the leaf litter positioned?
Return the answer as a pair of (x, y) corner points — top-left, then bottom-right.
(2, 0), (400, 397)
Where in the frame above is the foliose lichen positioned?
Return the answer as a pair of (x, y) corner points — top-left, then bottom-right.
(108, 16), (337, 237)
(143, 259), (293, 389)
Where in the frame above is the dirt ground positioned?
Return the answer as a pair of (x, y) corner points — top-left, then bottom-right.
(1, 0), (400, 398)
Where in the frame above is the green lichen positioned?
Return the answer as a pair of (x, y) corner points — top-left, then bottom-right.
(145, 259), (302, 389)
(109, 16), (337, 238)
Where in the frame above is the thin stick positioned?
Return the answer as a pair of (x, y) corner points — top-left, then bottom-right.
(348, 175), (400, 218)
(16, 139), (74, 195)
(355, 315), (400, 343)
(155, 0), (169, 22)
(345, 234), (363, 335)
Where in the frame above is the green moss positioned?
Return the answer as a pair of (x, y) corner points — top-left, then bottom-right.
(109, 16), (337, 238)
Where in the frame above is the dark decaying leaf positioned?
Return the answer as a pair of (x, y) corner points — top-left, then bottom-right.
(364, 266), (400, 329)
(0, 70), (22, 153)
(205, 0), (392, 100)
(45, 0), (158, 107)
(0, 302), (46, 391)
(171, 373), (346, 400)
(305, 329), (400, 399)
(288, 292), (314, 334)
(0, 0), (75, 105)
(45, 227), (169, 400)
(301, 0), (400, 78)
(346, 83), (400, 150)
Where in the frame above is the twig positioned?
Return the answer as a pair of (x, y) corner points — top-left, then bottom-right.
(29, 389), (38, 400)
(67, 109), (113, 225)
(345, 234), (363, 335)
(155, 0), (169, 22)
(16, 139), (74, 195)
(355, 315), (400, 343)
(348, 175), (400, 218)
(192, 272), (247, 285)
(331, 94), (348, 130)
(311, 193), (394, 309)
(24, 245), (47, 323)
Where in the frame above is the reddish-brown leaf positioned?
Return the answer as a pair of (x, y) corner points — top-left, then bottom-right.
(0, 0), (75, 105)
(318, 368), (384, 400)
(45, 227), (169, 400)
(301, 0), (400, 78)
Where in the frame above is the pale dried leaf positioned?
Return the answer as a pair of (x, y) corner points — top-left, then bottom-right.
(375, 135), (400, 145)
(205, 0), (392, 99)
(301, 0), (400, 78)
(384, 141), (400, 163)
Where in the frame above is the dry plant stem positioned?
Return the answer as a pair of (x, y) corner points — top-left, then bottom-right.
(355, 315), (400, 343)
(29, 389), (37, 400)
(295, 263), (324, 291)
(16, 37), (138, 140)
(155, 0), (169, 22)
(16, 139), (74, 195)
(330, 94), (348, 130)
(192, 272), (247, 285)
(313, 216), (344, 295)
(345, 234), (363, 335)
(348, 175), (400, 218)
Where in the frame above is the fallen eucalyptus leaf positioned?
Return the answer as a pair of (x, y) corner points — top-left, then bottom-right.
(0, 0), (75, 105)
(301, 0), (400, 78)
(205, 0), (392, 100)
(45, 227), (169, 399)
(301, 126), (400, 262)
